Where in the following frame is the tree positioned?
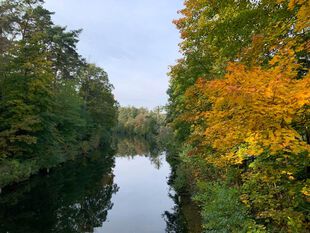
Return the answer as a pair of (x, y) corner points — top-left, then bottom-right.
(0, 0), (117, 187)
(167, 0), (310, 231)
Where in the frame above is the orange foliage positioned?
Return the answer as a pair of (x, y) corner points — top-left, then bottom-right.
(188, 60), (310, 165)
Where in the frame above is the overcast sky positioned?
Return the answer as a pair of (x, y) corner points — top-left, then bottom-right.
(44, 0), (183, 108)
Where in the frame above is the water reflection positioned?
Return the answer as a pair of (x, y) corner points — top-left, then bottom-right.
(164, 193), (188, 233)
(115, 136), (165, 169)
(112, 137), (202, 233)
(0, 151), (118, 233)
(0, 138), (201, 233)
(163, 192), (202, 233)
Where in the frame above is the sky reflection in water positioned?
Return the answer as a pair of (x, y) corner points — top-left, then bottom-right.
(0, 138), (198, 233)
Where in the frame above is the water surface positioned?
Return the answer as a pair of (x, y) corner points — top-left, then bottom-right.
(97, 154), (173, 232)
(0, 138), (201, 233)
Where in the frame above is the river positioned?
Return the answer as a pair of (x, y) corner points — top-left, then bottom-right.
(0, 138), (201, 233)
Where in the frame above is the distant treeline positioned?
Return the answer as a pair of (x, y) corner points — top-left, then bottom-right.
(115, 106), (171, 145)
(0, 0), (118, 188)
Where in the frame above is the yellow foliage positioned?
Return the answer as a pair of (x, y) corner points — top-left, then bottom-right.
(185, 59), (310, 166)
(288, 0), (310, 31)
(171, 0), (310, 230)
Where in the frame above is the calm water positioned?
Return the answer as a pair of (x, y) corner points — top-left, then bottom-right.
(0, 138), (201, 233)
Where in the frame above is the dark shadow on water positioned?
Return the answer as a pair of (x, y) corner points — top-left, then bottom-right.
(164, 144), (203, 233)
(163, 192), (203, 233)
(0, 150), (118, 233)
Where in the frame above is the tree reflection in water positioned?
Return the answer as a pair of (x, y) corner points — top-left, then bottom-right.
(115, 136), (165, 169)
(116, 137), (202, 233)
(163, 192), (188, 233)
(163, 144), (203, 233)
(0, 150), (118, 233)
(163, 192), (202, 233)
(0, 138), (202, 233)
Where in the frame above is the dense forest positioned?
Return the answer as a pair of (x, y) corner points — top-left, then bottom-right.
(0, 0), (118, 188)
(115, 106), (171, 143)
(167, 0), (309, 232)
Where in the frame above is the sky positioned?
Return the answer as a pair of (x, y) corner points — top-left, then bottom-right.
(44, 0), (183, 109)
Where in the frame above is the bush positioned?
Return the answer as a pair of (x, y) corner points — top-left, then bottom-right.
(0, 159), (39, 188)
(194, 181), (266, 233)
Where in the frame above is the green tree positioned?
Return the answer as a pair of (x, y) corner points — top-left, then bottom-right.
(0, 0), (117, 187)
